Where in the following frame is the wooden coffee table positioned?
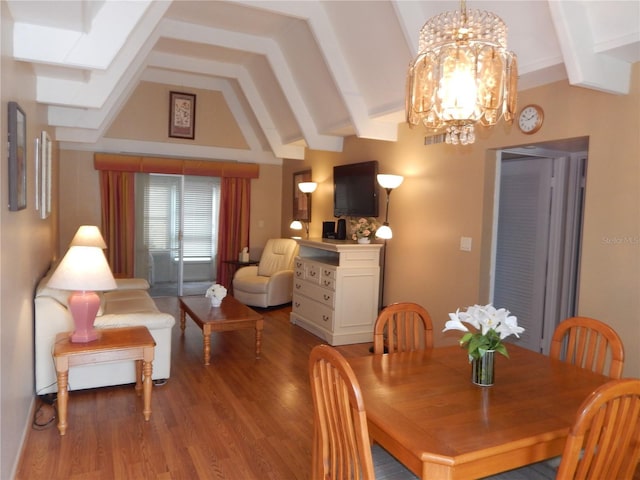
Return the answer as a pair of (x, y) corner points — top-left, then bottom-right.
(53, 326), (155, 436)
(179, 295), (264, 365)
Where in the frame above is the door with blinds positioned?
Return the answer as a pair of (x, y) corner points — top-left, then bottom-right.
(493, 157), (553, 352)
(134, 173), (221, 297)
(492, 153), (586, 354)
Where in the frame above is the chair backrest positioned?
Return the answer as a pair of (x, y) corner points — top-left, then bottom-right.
(549, 316), (624, 379)
(373, 302), (433, 355)
(257, 238), (298, 277)
(556, 378), (640, 480)
(308, 344), (375, 480)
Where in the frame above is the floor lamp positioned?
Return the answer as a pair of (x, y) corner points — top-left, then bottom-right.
(376, 174), (404, 307)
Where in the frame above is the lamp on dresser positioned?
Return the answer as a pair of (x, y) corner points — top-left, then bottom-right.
(47, 245), (117, 342)
(290, 220), (308, 239)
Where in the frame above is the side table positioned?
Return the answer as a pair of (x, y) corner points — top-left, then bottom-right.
(53, 326), (156, 435)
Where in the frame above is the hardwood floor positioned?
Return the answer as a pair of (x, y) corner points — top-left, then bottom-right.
(17, 298), (370, 480)
(16, 298), (579, 480)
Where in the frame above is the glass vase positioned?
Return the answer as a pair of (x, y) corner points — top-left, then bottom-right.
(471, 350), (495, 386)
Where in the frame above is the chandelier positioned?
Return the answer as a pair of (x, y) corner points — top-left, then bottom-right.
(406, 1), (518, 145)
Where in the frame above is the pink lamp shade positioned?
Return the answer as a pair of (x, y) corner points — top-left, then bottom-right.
(47, 246), (117, 342)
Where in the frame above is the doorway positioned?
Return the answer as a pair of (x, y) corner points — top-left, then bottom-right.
(134, 173), (221, 297)
(491, 138), (588, 354)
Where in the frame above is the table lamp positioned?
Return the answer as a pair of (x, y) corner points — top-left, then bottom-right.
(69, 225), (107, 248)
(47, 246), (117, 342)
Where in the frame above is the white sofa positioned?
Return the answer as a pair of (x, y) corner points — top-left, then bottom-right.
(34, 266), (175, 395)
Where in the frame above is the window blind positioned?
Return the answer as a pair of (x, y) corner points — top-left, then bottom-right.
(143, 174), (221, 260)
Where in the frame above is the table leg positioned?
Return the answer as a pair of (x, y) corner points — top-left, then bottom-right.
(180, 307), (186, 333)
(255, 319), (263, 359)
(203, 325), (211, 365)
(56, 369), (69, 435)
(135, 359), (142, 396)
(142, 359), (153, 421)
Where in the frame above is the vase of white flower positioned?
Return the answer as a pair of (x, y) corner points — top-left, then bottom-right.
(205, 283), (227, 307)
(471, 350), (496, 386)
(443, 304), (524, 386)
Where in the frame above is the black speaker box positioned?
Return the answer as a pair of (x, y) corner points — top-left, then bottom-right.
(322, 221), (336, 239)
(336, 219), (347, 240)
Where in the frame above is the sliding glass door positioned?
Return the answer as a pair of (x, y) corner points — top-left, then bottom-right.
(134, 173), (221, 297)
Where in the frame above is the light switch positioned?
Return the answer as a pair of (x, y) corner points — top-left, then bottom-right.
(460, 236), (472, 252)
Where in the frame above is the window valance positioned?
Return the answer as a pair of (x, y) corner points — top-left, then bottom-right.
(94, 153), (259, 178)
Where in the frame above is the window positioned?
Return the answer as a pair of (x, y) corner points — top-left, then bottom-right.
(142, 174), (221, 261)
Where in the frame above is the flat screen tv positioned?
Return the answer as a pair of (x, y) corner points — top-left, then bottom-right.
(333, 161), (379, 218)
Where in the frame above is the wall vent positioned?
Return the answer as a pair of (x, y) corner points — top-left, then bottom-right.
(424, 134), (445, 146)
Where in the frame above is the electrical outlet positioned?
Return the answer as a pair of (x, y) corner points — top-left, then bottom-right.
(460, 236), (472, 252)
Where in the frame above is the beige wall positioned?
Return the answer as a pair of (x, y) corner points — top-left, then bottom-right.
(0, 3), (58, 478)
(107, 81), (248, 149)
(282, 64), (640, 378)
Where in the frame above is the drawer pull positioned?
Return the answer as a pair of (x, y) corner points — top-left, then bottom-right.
(323, 280), (331, 287)
(295, 283), (302, 289)
(296, 271), (303, 277)
(323, 294), (330, 301)
(309, 271), (317, 277)
(323, 270), (331, 276)
(322, 315), (329, 322)
(294, 302), (301, 308)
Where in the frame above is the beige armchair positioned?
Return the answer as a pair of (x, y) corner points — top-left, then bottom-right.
(232, 238), (299, 308)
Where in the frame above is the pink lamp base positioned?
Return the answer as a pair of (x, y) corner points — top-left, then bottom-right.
(67, 291), (101, 343)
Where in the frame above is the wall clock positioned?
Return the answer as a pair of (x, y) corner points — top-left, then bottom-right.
(517, 104), (544, 134)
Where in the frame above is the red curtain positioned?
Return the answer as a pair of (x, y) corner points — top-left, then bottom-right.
(99, 170), (135, 277)
(216, 177), (251, 288)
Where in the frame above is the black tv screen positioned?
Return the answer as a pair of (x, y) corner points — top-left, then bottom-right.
(333, 161), (379, 217)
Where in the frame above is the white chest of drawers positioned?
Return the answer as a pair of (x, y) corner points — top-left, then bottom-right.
(290, 238), (382, 345)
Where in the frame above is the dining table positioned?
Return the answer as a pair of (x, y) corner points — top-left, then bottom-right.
(346, 344), (610, 480)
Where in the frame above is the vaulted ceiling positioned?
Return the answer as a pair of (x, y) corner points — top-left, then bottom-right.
(6, 0), (640, 163)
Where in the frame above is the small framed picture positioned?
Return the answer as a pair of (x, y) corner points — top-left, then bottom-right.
(293, 169), (312, 222)
(35, 131), (52, 219)
(169, 91), (196, 139)
(8, 101), (27, 211)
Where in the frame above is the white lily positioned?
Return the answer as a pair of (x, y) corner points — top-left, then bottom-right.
(443, 310), (469, 333)
(495, 316), (524, 339)
(442, 303), (524, 360)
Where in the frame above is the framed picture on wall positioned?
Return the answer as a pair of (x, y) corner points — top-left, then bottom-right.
(35, 131), (52, 219)
(8, 101), (27, 211)
(169, 91), (196, 139)
(293, 169), (312, 222)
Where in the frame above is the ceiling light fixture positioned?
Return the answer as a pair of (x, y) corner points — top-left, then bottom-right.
(406, 0), (518, 145)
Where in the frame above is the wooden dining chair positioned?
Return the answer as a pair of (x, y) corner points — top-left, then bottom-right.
(308, 344), (417, 480)
(309, 344), (374, 480)
(373, 302), (433, 355)
(549, 316), (625, 379)
(556, 378), (640, 480)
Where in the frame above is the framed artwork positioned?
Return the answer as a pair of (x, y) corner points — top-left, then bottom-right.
(35, 131), (52, 219)
(293, 169), (312, 222)
(8, 101), (27, 211)
(169, 91), (196, 139)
